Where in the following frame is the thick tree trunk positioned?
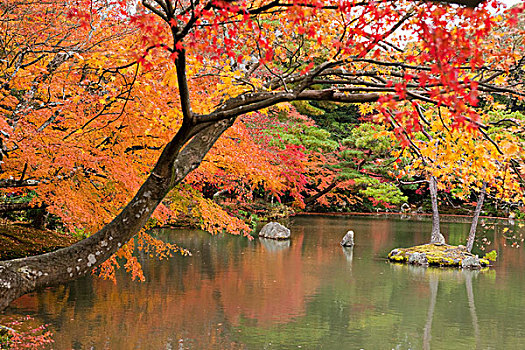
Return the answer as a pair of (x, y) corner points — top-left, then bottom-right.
(429, 176), (445, 244)
(0, 118), (234, 310)
(466, 182), (487, 253)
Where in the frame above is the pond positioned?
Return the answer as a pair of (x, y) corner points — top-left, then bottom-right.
(2, 215), (525, 349)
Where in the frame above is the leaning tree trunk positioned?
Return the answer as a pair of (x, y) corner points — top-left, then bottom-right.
(466, 182), (487, 253)
(0, 118), (234, 311)
(429, 176), (445, 244)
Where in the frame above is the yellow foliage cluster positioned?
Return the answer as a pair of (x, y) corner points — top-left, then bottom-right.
(395, 107), (524, 203)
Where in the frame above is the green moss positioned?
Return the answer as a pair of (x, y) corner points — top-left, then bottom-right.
(389, 253), (406, 262)
(291, 101), (324, 116)
(485, 250), (497, 262)
(439, 257), (456, 266)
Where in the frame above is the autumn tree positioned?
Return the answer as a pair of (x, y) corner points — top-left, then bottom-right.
(0, 0), (524, 310)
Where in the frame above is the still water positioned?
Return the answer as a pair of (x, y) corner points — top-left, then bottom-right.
(3, 215), (525, 349)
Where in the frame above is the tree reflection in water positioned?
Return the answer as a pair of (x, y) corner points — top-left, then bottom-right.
(402, 266), (482, 350)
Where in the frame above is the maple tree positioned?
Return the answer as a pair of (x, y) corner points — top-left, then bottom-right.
(0, 0), (524, 311)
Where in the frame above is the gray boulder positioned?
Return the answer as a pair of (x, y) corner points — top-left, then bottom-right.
(461, 256), (481, 269)
(408, 252), (428, 266)
(389, 249), (400, 257)
(340, 230), (355, 247)
(258, 222), (291, 240)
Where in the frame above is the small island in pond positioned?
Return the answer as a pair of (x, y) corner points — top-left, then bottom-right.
(388, 243), (497, 268)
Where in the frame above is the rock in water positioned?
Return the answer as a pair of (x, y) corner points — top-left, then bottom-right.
(461, 256), (481, 269)
(408, 252), (428, 266)
(258, 222), (291, 240)
(340, 230), (354, 247)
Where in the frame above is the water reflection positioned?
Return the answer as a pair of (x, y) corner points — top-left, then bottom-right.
(423, 272), (438, 350)
(2, 216), (525, 349)
(392, 265), (483, 350)
(259, 237), (291, 252)
(341, 246), (353, 265)
(465, 271), (480, 350)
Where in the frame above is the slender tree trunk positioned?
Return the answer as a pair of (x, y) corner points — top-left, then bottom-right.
(466, 182), (487, 253)
(429, 176), (445, 244)
(0, 118), (234, 311)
